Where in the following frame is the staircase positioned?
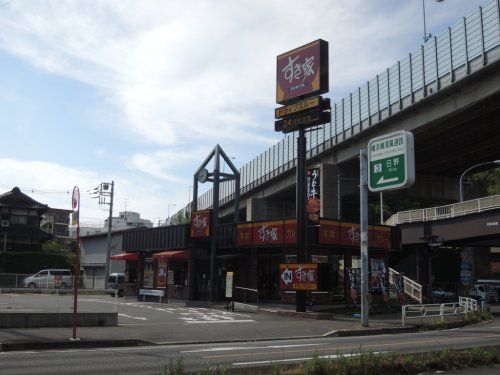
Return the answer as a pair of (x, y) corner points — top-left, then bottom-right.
(388, 267), (422, 303)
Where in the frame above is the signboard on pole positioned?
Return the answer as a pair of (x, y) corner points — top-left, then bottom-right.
(306, 168), (320, 225)
(190, 210), (211, 238)
(367, 130), (415, 192)
(225, 271), (234, 298)
(279, 263), (318, 290)
(276, 40), (329, 105)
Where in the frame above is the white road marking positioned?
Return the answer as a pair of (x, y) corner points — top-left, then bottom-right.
(185, 319), (255, 324)
(182, 343), (321, 353)
(118, 313), (147, 321)
(233, 351), (388, 366)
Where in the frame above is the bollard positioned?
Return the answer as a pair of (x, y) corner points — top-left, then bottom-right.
(114, 289), (118, 312)
(56, 290), (59, 313)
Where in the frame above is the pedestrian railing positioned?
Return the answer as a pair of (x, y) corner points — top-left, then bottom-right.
(234, 286), (259, 304)
(389, 268), (423, 303)
(459, 296), (478, 312)
(402, 297), (478, 327)
(385, 194), (500, 225)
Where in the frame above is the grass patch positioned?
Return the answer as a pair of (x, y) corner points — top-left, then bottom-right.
(255, 347), (499, 375)
(161, 347), (498, 374)
(289, 347), (498, 375)
(418, 309), (493, 331)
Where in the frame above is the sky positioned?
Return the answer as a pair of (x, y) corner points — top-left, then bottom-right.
(0, 0), (491, 227)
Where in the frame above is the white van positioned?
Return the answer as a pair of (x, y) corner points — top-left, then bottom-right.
(23, 269), (73, 289)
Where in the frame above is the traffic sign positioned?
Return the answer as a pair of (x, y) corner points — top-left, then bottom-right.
(367, 130), (415, 192)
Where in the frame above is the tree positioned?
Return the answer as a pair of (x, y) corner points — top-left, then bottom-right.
(470, 168), (500, 196)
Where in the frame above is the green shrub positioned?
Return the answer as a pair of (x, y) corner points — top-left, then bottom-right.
(0, 251), (74, 273)
(301, 351), (331, 375)
(163, 356), (184, 375)
(197, 363), (227, 374)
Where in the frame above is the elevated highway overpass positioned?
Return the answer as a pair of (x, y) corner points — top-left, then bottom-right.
(188, 2), (499, 224)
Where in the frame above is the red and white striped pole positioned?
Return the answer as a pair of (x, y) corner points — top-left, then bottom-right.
(71, 186), (80, 340)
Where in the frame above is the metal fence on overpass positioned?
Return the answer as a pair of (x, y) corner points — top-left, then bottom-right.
(195, 1), (500, 211)
(386, 194), (500, 225)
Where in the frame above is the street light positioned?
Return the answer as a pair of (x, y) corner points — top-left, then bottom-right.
(422, 0), (445, 43)
(167, 203), (176, 224)
(459, 160), (500, 202)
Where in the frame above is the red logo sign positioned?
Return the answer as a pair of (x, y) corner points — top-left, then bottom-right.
(236, 223), (253, 246)
(276, 40), (328, 105)
(279, 263), (318, 290)
(253, 221), (284, 245)
(284, 219), (297, 244)
(340, 222), (361, 246)
(191, 210), (211, 238)
(319, 220), (340, 244)
(370, 225), (392, 249)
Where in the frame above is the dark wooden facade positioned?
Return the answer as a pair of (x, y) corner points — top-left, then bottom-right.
(0, 187), (51, 252)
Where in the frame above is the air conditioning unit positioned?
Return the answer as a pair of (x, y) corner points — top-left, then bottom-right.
(1, 220), (9, 227)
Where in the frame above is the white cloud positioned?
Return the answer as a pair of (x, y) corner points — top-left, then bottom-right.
(0, 0), (489, 222)
(0, 0), (422, 147)
(0, 158), (190, 225)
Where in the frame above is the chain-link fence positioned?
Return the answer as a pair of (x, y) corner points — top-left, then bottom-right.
(0, 273), (109, 292)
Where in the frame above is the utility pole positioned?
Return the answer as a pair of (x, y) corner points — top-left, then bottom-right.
(104, 181), (114, 290)
(91, 181), (114, 289)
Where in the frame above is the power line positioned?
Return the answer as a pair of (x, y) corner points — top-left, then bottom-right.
(0, 184), (99, 195)
(0, 0), (16, 8)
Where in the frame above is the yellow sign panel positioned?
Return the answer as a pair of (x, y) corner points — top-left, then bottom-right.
(275, 97), (320, 119)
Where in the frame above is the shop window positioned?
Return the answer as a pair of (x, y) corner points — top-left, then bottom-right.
(168, 260), (188, 286)
(143, 258), (154, 288)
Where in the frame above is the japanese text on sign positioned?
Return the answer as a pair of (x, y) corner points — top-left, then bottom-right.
(279, 263), (318, 290)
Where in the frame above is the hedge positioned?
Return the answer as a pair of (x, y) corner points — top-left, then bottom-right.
(0, 252), (74, 274)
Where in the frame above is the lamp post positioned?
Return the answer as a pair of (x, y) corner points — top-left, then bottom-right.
(422, 0), (444, 43)
(459, 160), (500, 202)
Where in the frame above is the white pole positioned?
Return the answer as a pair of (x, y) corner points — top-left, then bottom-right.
(379, 192), (384, 224)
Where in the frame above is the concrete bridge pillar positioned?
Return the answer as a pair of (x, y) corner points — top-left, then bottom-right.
(245, 198), (294, 222)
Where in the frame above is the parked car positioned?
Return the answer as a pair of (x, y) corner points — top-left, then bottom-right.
(108, 273), (125, 297)
(23, 269), (73, 289)
(469, 284), (497, 302)
(432, 288), (455, 300)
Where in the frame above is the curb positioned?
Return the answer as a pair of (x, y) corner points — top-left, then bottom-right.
(334, 326), (419, 337)
(0, 339), (150, 352)
(0, 325), (418, 352)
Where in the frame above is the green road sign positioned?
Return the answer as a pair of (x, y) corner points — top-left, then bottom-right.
(368, 130), (415, 192)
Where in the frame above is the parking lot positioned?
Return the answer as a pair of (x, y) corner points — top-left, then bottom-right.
(0, 292), (360, 344)
(0, 293), (256, 325)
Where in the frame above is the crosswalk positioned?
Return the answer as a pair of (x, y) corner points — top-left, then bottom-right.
(80, 298), (256, 324)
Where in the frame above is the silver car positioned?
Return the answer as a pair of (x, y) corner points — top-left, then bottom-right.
(23, 269), (73, 289)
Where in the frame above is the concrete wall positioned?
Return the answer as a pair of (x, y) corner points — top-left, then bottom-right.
(0, 312), (118, 328)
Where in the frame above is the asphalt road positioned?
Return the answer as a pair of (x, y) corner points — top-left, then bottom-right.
(0, 317), (498, 374)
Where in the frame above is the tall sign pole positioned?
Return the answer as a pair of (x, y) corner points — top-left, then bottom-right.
(364, 130), (415, 327)
(359, 150), (369, 327)
(275, 39), (330, 313)
(71, 186), (80, 340)
(295, 128), (307, 312)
